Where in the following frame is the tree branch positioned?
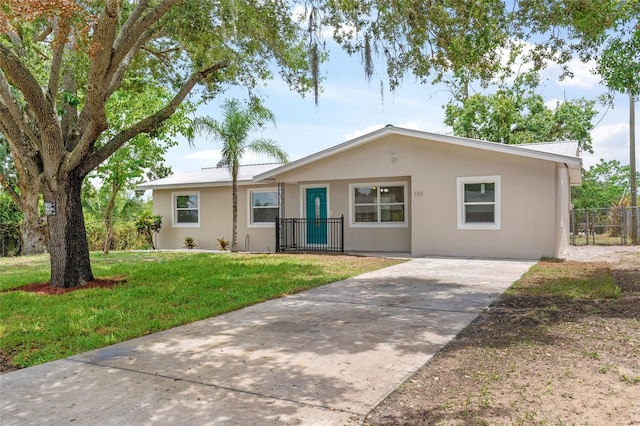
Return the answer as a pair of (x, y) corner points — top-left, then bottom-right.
(0, 45), (57, 135)
(113, 0), (150, 50)
(107, 26), (160, 97)
(47, 17), (72, 113)
(107, 0), (178, 92)
(80, 62), (228, 175)
(83, 0), (122, 117)
(0, 71), (40, 150)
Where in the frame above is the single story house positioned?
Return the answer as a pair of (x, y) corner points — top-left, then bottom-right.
(138, 125), (582, 259)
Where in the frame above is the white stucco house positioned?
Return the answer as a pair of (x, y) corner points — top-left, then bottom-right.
(137, 125), (582, 259)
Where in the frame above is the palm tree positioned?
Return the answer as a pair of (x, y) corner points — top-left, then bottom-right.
(192, 98), (288, 251)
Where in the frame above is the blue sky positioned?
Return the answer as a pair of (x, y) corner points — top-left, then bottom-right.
(165, 44), (637, 174)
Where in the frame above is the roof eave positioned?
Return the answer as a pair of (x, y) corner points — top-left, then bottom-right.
(254, 126), (583, 181)
(136, 179), (269, 191)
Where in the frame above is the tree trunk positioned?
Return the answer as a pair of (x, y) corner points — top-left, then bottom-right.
(102, 188), (117, 255)
(231, 163), (238, 252)
(20, 189), (48, 255)
(103, 217), (113, 255)
(45, 172), (94, 288)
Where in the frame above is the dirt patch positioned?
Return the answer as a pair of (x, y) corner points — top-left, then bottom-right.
(365, 257), (640, 425)
(3, 278), (125, 295)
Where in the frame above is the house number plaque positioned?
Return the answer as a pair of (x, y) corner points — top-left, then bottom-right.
(44, 202), (56, 216)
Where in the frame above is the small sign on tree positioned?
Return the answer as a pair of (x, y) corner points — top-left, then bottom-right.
(44, 202), (56, 216)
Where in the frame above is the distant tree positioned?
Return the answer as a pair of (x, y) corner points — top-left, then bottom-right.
(192, 98), (288, 252)
(444, 73), (597, 152)
(82, 185), (144, 253)
(0, 137), (47, 254)
(89, 85), (188, 254)
(572, 159), (639, 209)
(0, 190), (22, 255)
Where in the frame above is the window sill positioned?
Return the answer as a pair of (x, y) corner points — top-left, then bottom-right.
(173, 223), (200, 228)
(248, 223), (275, 228)
(349, 222), (408, 229)
(457, 223), (501, 231)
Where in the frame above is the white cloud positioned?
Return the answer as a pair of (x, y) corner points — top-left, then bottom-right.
(344, 121), (426, 140)
(545, 98), (561, 110)
(553, 59), (600, 89)
(585, 122), (630, 168)
(345, 124), (385, 140)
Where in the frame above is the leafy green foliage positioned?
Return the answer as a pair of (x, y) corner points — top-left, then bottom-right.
(0, 191), (21, 255)
(324, 0), (511, 89)
(134, 212), (162, 250)
(596, 16), (640, 98)
(0, 0), (319, 286)
(444, 73), (597, 152)
(571, 159), (638, 209)
(85, 221), (148, 252)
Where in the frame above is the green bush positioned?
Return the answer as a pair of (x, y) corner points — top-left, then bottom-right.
(86, 221), (149, 251)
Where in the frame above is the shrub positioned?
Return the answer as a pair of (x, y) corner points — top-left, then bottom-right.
(217, 237), (229, 251)
(135, 212), (162, 249)
(183, 237), (197, 250)
(86, 221), (149, 251)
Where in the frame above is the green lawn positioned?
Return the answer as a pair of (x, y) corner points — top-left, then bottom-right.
(0, 251), (402, 368)
(507, 258), (620, 299)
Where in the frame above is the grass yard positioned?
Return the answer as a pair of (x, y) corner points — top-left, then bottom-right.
(0, 251), (402, 370)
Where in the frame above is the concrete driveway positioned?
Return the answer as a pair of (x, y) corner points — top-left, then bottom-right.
(0, 257), (534, 425)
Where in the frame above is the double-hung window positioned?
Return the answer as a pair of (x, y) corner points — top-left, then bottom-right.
(457, 176), (501, 230)
(249, 189), (279, 226)
(350, 182), (407, 227)
(173, 192), (200, 227)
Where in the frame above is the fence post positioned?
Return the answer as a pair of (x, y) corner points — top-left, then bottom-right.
(340, 214), (344, 253)
(571, 209), (575, 245)
(585, 210), (589, 246)
(275, 215), (280, 253)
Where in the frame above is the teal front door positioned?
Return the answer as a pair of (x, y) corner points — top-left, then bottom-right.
(306, 187), (327, 245)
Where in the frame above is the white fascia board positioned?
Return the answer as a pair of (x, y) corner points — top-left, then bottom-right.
(253, 126), (582, 182)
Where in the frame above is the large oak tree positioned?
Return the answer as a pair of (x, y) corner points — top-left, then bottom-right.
(0, 0), (317, 288)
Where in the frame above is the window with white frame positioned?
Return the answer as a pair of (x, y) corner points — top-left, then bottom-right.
(350, 182), (407, 226)
(173, 192), (199, 227)
(249, 189), (278, 226)
(457, 176), (501, 230)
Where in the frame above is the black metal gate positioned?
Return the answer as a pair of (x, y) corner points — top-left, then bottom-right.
(275, 215), (344, 253)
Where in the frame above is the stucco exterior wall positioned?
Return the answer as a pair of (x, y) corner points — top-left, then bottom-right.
(283, 179), (412, 252)
(555, 165), (571, 255)
(150, 133), (574, 258)
(272, 134), (562, 259)
(152, 184), (277, 252)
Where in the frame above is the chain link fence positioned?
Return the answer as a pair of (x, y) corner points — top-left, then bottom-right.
(571, 207), (640, 246)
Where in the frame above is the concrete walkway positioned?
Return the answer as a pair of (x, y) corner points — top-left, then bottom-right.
(1, 257), (534, 425)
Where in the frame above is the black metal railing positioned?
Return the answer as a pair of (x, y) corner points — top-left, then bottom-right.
(275, 215), (344, 253)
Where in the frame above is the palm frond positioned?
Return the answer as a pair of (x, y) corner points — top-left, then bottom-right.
(247, 139), (289, 163)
